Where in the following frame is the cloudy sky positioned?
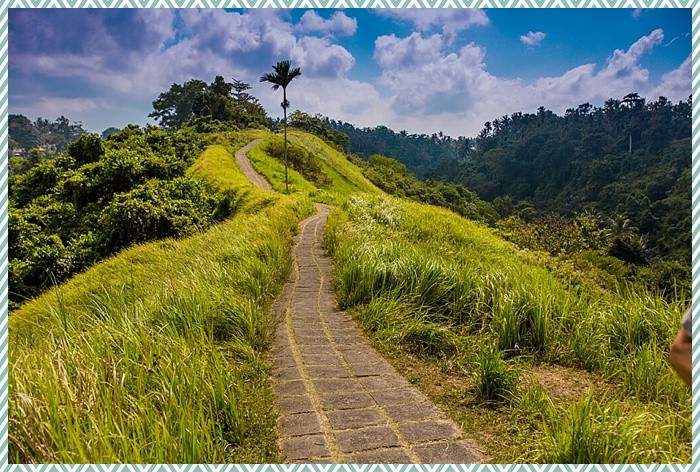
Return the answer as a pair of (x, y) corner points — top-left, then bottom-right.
(9, 8), (691, 137)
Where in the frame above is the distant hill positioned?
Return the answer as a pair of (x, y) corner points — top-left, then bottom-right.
(459, 96), (691, 262)
(327, 95), (691, 264)
(9, 114), (86, 155)
(326, 119), (466, 178)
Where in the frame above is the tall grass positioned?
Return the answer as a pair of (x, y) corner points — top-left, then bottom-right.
(242, 130), (382, 205)
(472, 346), (518, 404)
(325, 195), (690, 462)
(10, 137), (314, 462)
(531, 394), (689, 463)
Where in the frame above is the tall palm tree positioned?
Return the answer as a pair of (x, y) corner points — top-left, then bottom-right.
(260, 60), (302, 192)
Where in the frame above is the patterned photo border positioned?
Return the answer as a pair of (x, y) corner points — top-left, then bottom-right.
(0, 0), (697, 469)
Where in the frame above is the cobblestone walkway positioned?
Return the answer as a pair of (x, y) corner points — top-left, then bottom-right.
(270, 205), (483, 464)
(235, 140), (482, 463)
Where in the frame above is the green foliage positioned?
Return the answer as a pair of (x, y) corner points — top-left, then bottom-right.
(326, 195), (689, 462)
(98, 177), (222, 251)
(326, 196), (689, 399)
(461, 97), (691, 265)
(10, 114), (85, 156)
(355, 154), (498, 225)
(472, 346), (518, 404)
(288, 110), (349, 150)
(498, 211), (690, 298)
(352, 297), (461, 358)
(68, 133), (104, 164)
(149, 76), (268, 130)
(533, 395), (687, 463)
(264, 136), (331, 187)
(10, 196), (312, 462)
(327, 119), (465, 178)
(8, 126), (239, 303)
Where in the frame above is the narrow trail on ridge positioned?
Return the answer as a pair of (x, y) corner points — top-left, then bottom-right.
(237, 140), (483, 464)
(235, 138), (272, 191)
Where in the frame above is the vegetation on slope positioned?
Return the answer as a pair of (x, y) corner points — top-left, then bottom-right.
(245, 129), (381, 205)
(324, 195), (690, 463)
(327, 117), (465, 178)
(9, 126), (246, 305)
(10, 137), (314, 462)
(326, 96), (692, 297)
(461, 97), (691, 264)
(9, 114), (85, 157)
(351, 153), (498, 226)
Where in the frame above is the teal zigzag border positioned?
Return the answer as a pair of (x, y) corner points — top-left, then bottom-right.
(0, 1), (696, 469)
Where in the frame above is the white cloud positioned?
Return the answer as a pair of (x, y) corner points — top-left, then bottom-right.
(647, 55), (691, 103)
(520, 31), (545, 47)
(11, 10), (691, 138)
(297, 11), (357, 37)
(377, 9), (488, 42)
(374, 33), (443, 69)
(369, 28), (684, 136)
(632, 8), (643, 19)
(16, 97), (104, 117)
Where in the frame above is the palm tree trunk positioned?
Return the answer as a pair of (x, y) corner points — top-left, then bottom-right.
(283, 87), (288, 193)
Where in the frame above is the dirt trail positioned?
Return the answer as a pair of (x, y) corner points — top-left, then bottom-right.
(235, 138), (272, 191)
(237, 141), (482, 463)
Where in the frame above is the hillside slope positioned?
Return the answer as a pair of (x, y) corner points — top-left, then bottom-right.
(10, 128), (690, 463)
(10, 134), (313, 462)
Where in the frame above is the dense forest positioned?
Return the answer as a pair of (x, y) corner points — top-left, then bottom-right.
(327, 118), (465, 178)
(461, 95), (691, 263)
(9, 76), (267, 305)
(9, 115), (86, 156)
(327, 95), (691, 288)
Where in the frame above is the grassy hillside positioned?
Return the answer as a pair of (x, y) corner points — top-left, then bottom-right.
(10, 135), (314, 462)
(324, 195), (689, 462)
(10, 126), (690, 464)
(245, 129), (382, 204)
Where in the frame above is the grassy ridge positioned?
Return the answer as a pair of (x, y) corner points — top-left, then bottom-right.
(244, 129), (381, 204)
(324, 195), (690, 462)
(10, 138), (314, 462)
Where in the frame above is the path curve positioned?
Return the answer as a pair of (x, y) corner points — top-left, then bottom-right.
(235, 140), (483, 463)
(235, 138), (272, 191)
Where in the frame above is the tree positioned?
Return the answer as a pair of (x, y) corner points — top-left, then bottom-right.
(150, 77), (267, 130)
(101, 127), (119, 139)
(231, 78), (258, 104)
(260, 60), (302, 192)
(622, 92), (644, 153)
(150, 79), (208, 128)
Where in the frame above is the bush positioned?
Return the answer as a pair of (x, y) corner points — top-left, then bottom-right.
(98, 177), (221, 251)
(536, 395), (660, 463)
(10, 126), (213, 303)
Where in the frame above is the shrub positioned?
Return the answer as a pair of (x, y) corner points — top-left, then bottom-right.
(493, 288), (549, 355)
(98, 177), (221, 251)
(536, 395), (657, 463)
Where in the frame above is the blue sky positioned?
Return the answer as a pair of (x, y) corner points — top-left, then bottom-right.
(9, 8), (691, 137)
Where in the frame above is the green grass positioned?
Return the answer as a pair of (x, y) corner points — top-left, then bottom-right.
(325, 194), (690, 463)
(243, 129), (382, 205)
(10, 135), (314, 462)
(472, 346), (518, 405)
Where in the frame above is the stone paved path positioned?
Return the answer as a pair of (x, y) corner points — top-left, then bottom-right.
(236, 140), (483, 464)
(235, 138), (272, 191)
(270, 206), (483, 464)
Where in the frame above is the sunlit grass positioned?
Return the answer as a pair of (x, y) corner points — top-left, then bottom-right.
(325, 194), (690, 463)
(10, 135), (314, 462)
